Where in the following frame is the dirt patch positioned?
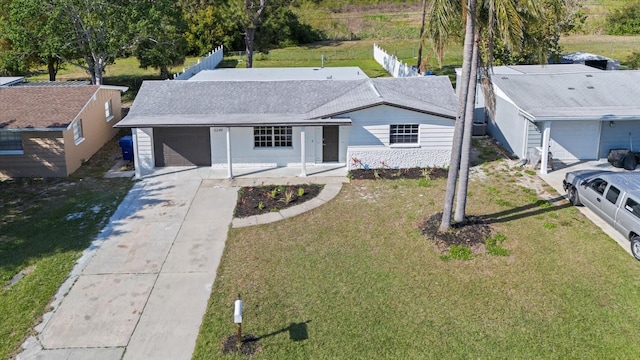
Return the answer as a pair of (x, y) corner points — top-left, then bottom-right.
(349, 167), (448, 180)
(420, 213), (493, 254)
(234, 184), (324, 218)
(222, 334), (261, 356)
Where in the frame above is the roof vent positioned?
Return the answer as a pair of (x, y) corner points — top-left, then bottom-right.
(568, 87), (575, 90)
(586, 74), (593, 77)
(501, 76), (508, 80)
(587, 86), (595, 89)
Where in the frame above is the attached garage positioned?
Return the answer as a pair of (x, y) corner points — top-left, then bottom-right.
(153, 127), (211, 166)
(599, 120), (640, 159)
(549, 121), (600, 160)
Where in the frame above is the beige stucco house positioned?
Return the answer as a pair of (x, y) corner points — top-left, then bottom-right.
(0, 84), (127, 177)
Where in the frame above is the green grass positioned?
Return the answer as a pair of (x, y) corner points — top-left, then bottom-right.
(0, 133), (134, 359)
(193, 161), (640, 358)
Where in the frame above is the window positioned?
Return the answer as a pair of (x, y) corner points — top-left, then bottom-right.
(105, 100), (113, 121)
(606, 186), (621, 204)
(254, 126), (292, 148)
(625, 198), (640, 219)
(390, 124), (419, 144)
(0, 132), (23, 153)
(589, 178), (608, 195)
(73, 119), (84, 144)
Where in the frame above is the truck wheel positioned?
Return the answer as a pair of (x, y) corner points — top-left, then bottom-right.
(631, 236), (640, 261)
(568, 186), (581, 206)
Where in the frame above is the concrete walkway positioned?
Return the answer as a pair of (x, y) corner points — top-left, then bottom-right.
(18, 172), (344, 360)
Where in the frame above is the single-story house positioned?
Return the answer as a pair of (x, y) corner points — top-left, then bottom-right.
(116, 72), (458, 179)
(486, 70), (640, 173)
(0, 83), (128, 177)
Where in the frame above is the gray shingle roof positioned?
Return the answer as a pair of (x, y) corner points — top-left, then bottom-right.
(118, 76), (457, 127)
(492, 71), (640, 120)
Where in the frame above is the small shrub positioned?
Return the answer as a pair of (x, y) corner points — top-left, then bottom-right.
(281, 189), (295, 205)
(297, 187), (305, 197)
(346, 172), (354, 180)
(269, 188), (278, 199)
(258, 202), (265, 210)
(440, 245), (473, 261)
(485, 233), (510, 257)
(417, 177), (432, 188)
(373, 170), (380, 180)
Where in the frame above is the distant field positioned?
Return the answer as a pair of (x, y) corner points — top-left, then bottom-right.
(581, 0), (630, 33)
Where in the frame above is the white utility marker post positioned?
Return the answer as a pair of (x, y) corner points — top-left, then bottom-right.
(234, 295), (243, 347)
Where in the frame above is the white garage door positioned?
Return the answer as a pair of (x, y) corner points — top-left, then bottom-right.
(549, 121), (600, 160)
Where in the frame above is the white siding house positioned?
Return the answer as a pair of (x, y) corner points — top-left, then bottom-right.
(117, 73), (458, 179)
(485, 70), (640, 173)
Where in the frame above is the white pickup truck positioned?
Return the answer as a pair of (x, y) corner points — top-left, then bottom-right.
(563, 170), (640, 261)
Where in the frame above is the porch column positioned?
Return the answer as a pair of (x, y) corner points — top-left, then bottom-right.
(540, 121), (551, 175)
(300, 126), (307, 177)
(132, 128), (141, 180)
(226, 127), (233, 179)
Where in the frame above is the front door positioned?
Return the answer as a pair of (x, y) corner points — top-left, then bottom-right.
(322, 126), (339, 162)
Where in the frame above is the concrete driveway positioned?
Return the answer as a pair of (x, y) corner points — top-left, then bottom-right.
(18, 166), (346, 360)
(539, 159), (635, 259)
(19, 177), (238, 360)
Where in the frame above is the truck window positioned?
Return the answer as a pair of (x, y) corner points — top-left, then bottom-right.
(589, 178), (608, 195)
(606, 186), (621, 204)
(624, 198), (640, 219)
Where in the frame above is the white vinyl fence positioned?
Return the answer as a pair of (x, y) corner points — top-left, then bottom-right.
(173, 45), (224, 80)
(373, 44), (419, 78)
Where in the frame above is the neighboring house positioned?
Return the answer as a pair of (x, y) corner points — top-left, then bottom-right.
(486, 70), (640, 173)
(558, 52), (620, 71)
(0, 84), (128, 177)
(116, 69), (458, 179)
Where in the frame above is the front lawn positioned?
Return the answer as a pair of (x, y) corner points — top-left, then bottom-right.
(194, 159), (640, 359)
(0, 134), (133, 359)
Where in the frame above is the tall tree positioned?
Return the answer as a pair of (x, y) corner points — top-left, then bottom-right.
(0, 0), (74, 80)
(55, 0), (133, 85)
(439, 0), (476, 231)
(241, 0), (267, 68)
(135, 0), (188, 79)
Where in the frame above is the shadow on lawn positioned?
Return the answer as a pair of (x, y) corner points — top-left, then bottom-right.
(483, 196), (571, 224)
(257, 320), (311, 342)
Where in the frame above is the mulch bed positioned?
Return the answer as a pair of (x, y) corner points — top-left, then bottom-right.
(420, 212), (493, 253)
(222, 334), (261, 356)
(234, 184), (324, 218)
(349, 167), (448, 180)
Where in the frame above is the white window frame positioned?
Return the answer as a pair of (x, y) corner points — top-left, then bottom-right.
(253, 126), (293, 148)
(105, 99), (114, 122)
(0, 131), (24, 155)
(390, 124), (420, 147)
(73, 119), (84, 145)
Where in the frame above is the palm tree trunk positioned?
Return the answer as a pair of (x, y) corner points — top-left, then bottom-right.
(454, 29), (480, 223)
(439, 0), (477, 232)
(416, 0), (427, 71)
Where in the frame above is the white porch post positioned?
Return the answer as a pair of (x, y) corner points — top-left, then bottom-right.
(300, 126), (307, 177)
(541, 121), (551, 175)
(132, 128), (141, 180)
(226, 127), (233, 179)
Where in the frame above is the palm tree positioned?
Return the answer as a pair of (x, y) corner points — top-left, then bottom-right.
(437, 0), (541, 230)
(439, 0), (477, 232)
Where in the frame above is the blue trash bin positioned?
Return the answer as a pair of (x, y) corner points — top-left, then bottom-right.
(118, 136), (133, 161)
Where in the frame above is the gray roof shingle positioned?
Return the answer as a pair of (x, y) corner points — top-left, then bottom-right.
(492, 71), (640, 119)
(119, 76), (457, 127)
